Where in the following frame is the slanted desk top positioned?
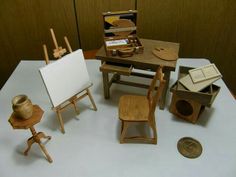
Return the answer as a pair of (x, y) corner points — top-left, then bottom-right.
(96, 38), (180, 71)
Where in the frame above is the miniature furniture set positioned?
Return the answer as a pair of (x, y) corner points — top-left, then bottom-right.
(119, 66), (166, 144)
(41, 29), (97, 133)
(5, 11), (224, 165)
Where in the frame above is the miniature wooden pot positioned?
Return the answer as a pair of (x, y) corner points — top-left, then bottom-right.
(12, 95), (33, 119)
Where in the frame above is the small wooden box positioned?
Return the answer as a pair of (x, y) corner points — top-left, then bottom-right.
(103, 10), (144, 57)
(169, 66), (220, 123)
(171, 66), (220, 107)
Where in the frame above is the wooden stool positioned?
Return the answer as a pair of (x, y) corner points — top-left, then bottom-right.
(9, 105), (53, 163)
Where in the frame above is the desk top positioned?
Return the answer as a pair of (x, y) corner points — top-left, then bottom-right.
(0, 59), (235, 177)
(96, 38), (180, 71)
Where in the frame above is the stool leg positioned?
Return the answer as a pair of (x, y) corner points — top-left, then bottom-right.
(38, 143), (53, 163)
(24, 137), (35, 155)
(120, 121), (129, 144)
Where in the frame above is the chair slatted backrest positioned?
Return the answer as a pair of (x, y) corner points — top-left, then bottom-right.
(147, 66), (166, 122)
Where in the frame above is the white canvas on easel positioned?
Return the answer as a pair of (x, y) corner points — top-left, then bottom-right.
(39, 49), (91, 108)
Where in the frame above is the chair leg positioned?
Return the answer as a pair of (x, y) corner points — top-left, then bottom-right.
(120, 121), (129, 144)
(121, 121), (124, 134)
(149, 121), (157, 144)
(86, 89), (97, 111)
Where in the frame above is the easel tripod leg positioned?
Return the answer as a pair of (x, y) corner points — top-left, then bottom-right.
(86, 89), (97, 111)
(56, 110), (65, 133)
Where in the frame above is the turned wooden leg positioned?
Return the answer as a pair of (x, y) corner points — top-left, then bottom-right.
(38, 143), (53, 163)
(25, 127), (53, 163)
(24, 136), (35, 155)
(56, 110), (65, 134)
(86, 89), (97, 111)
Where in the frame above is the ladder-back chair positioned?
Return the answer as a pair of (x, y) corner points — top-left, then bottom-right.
(118, 66), (166, 144)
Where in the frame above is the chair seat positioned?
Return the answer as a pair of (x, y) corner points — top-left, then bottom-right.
(119, 95), (149, 121)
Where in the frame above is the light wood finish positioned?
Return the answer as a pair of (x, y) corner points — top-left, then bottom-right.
(50, 28), (67, 58)
(9, 105), (53, 163)
(43, 44), (50, 64)
(119, 66), (166, 144)
(96, 38), (179, 109)
(64, 36), (73, 53)
(52, 87), (97, 133)
(75, 0), (135, 50)
(43, 30), (97, 133)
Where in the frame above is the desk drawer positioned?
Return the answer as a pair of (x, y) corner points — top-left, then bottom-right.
(100, 62), (133, 76)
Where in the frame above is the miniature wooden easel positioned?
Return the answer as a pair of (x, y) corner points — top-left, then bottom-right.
(42, 28), (97, 134)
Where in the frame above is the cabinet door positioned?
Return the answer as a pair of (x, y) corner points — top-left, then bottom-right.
(75, 0), (136, 51)
(0, 0), (79, 88)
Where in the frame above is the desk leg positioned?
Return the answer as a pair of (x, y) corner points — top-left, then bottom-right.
(159, 70), (170, 110)
(102, 72), (110, 99)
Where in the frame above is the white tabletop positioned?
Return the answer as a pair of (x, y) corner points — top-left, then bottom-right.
(0, 59), (235, 177)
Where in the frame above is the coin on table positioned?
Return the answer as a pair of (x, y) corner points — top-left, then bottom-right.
(177, 137), (202, 158)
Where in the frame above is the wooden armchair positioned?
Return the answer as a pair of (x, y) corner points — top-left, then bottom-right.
(118, 66), (166, 144)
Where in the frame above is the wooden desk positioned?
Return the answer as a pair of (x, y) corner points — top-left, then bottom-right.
(96, 38), (180, 109)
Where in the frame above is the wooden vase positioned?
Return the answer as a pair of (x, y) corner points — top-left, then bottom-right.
(12, 95), (33, 119)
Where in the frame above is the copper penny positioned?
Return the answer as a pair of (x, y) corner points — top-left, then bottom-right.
(177, 137), (202, 158)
